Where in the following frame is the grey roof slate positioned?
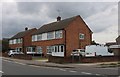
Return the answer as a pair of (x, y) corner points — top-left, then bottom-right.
(10, 28), (37, 39)
(33, 15), (79, 35)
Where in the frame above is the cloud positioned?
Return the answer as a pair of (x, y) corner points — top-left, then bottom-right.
(2, 2), (118, 44)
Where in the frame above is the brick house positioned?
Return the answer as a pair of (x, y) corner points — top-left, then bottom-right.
(109, 35), (120, 56)
(9, 28), (37, 54)
(31, 15), (92, 58)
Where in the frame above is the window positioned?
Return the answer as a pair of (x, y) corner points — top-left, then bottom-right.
(13, 39), (17, 44)
(47, 32), (54, 40)
(16, 47), (22, 52)
(37, 34), (42, 41)
(20, 38), (22, 43)
(79, 33), (85, 39)
(55, 30), (62, 39)
(47, 46), (51, 54)
(42, 33), (47, 40)
(17, 39), (21, 43)
(32, 35), (37, 41)
(37, 46), (42, 53)
(61, 45), (64, 52)
(26, 47), (34, 52)
(9, 40), (13, 44)
(47, 46), (54, 54)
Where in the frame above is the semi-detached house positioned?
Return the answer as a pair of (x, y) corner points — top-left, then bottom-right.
(9, 28), (37, 54)
(31, 15), (92, 57)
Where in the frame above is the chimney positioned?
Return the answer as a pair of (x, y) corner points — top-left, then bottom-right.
(25, 27), (28, 31)
(57, 16), (61, 21)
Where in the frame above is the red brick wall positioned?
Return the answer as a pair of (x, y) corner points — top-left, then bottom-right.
(48, 56), (120, 63)
(9, 29), (37, 53)
(9, 44), (22, 50)
(65, 16), (92, 57)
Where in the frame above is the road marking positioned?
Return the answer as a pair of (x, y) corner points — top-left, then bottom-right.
(95, 74), (101, 75)
(81, 72), (92, 75)
(28, 65), (41, 68)
(3, 59), (26, 66)
(100, 68), (119, 71)
(0, 71), (4, 73)
(3, 59), (10, 62)
(59, 69), (66, 71)
(69, 70), (77, 73)
(14, 62), (26, 65)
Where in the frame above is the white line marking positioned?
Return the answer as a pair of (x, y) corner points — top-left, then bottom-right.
(69, 70), (77, 73)
(28, 65), (41, 68)
(95, 74), (101, 75)
(3, 60), (12, 63)
(59, 69), (66, 71)
(81, 72), (92, 75)
(0, 71), (4, 73)
(14, 62), (26, 65)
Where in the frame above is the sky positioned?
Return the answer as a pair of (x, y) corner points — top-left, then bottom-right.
(0, 0), (119, 44)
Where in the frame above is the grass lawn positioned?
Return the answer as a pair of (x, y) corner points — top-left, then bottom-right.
(32, 57), (48, 61)
(99, 61), (120, 68)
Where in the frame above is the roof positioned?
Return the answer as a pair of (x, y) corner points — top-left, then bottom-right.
(116, 35), (120, 41)
(109, 45), (120, 49)
(10, 28), (37, 39)
(105, 42), (117, 46)
(33, 15), (92, 35)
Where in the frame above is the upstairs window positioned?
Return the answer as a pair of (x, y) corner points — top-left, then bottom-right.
(79, 33), (85, 39)
(55, 30), (62, 39)
(9, 40), (13, 44)
(47, 32), (55, 40)
(32, 35), (37, 41)
(37, 34), (42, 41)
(13, 39), (17, 44)
(20, 38), (22, 43)
(17, 39), (21, 43)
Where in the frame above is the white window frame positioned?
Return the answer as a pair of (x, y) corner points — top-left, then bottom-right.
(37, 34), (42, 41)
(37, 46), (42, 53)
(55, 30), (63, 39)
(47, 32), (54, 40)
(42, 33), (47, 40)
(79, 33), (85, 39)
(16, 47), (22, 52)
(32, 35), (37, 41)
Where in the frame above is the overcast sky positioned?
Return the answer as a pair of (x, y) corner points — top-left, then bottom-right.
(1, 0), (119, 44)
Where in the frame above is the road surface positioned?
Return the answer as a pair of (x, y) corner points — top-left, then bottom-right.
(1, 58), (120, 76)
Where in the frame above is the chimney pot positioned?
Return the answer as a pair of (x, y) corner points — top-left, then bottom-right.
(57, 16), (61, 21)
(25, 27), (28, 31)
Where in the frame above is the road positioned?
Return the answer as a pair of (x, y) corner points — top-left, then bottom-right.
(1, 58), (120, 76)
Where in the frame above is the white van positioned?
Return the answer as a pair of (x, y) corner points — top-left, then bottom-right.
(85, 45), (114, 57)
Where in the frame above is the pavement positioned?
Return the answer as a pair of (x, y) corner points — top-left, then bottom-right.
(2, 57), (119, 68)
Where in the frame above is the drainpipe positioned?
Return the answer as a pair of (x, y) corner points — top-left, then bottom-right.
(64, 29), (66, 58)
(22, 38), (26, 55)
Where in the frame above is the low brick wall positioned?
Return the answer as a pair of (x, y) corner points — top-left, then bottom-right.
(2, 52), (32, 60)
(2, 52), (9, 57)
(12, 54), (32, 60)
(48, 55), (120, 63)
(80, 56), (120, 63)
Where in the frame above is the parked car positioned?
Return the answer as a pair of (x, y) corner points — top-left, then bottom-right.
(8, 50), (24, 57)
(71, 49), (85, 56)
